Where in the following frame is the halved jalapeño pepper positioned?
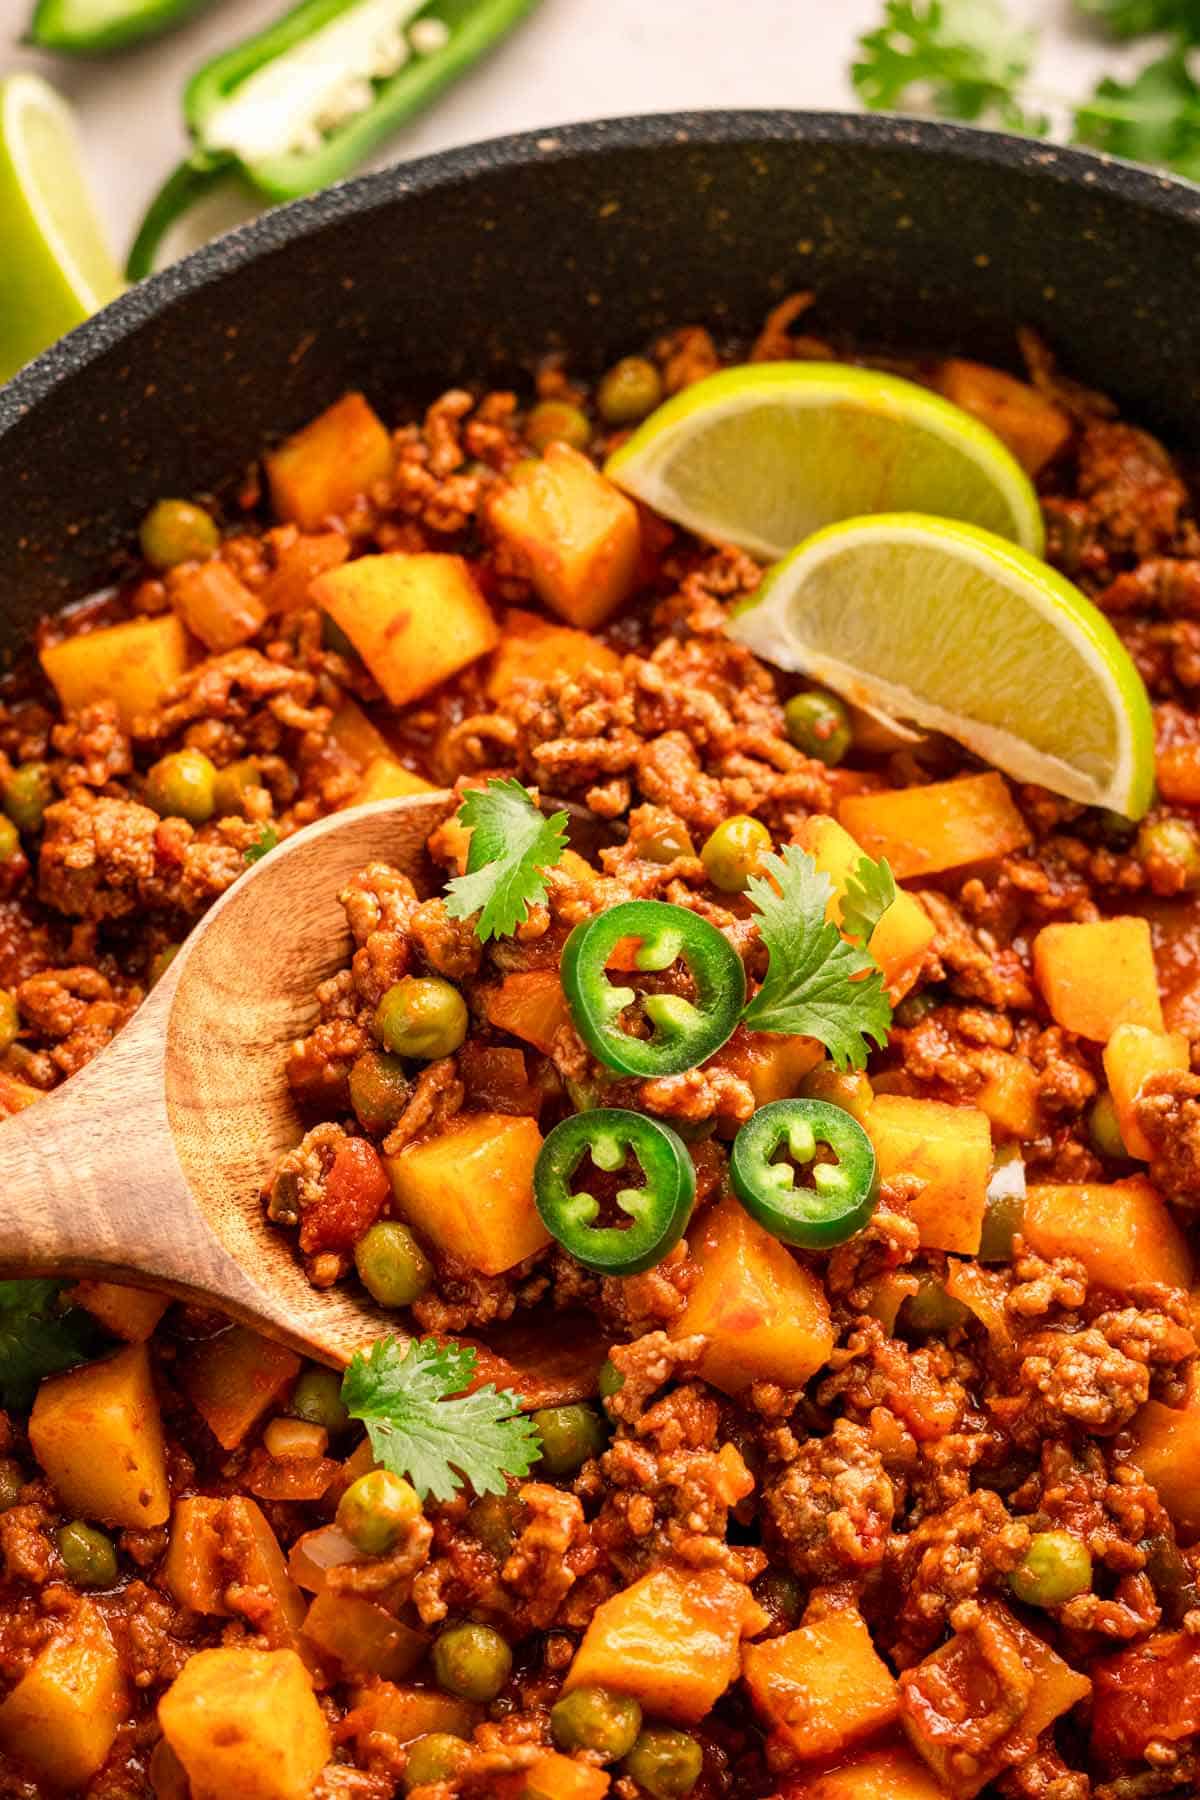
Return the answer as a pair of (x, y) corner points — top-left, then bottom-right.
(534, 1109), (695, 1276)
(561, 900), (745, 1078)
(730, 1097), (878, 1249)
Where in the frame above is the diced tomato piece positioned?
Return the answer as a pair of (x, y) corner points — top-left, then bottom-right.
(299, 1136), (389, 1254)
(1092, 1630), (1200, 1758)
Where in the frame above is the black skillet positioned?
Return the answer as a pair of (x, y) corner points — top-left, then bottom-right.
(2, 109), (1200, 645)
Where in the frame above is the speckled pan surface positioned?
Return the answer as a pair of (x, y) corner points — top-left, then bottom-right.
(1, 110), (1199, 647)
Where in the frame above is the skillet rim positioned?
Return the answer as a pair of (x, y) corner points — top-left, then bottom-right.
(3, 107), (1200, 439)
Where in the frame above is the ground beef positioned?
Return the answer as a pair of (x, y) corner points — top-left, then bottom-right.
(760, 1417), (896, 1583)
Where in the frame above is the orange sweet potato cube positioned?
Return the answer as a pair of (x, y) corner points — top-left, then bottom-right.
(265, 393), (392, 530)
(742, 1603), (899, 1761)
(1033, 917), (1163, 1040)
(1129, 1391), (1200, 1539)
(780, 1742), (952, 1799)
(386, 1111), (549, 1274)
(30, 1343), (169, 1527)
(41, 613), (188, 728)
(313, 551), (499, 706)
(797, 814), (935, 998)
(838, 774), (1030, 880)
(180, 1325), (300, 1450)
(934, 359), (1072, 477)
(1103, 1024), (1190, 1159)
(0, 1599), (125, 1790)
(486, 607), (621, 700)
(866, 1095), (992, 1255)
(351, 757), (437, 805)
(489, 444), (640, 628)
(68, 1279), (167, 1342)
(1023, 1177), (1190, 1292)
(565, 1565), (767, 1724)
(672, 1196), (834, 1394)
(159, 1646), (330, 1800)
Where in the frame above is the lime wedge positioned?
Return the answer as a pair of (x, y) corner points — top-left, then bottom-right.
(0, 73), (123, 384)
(728, 513), (1154, 818)
(605, 362), (1044, 558)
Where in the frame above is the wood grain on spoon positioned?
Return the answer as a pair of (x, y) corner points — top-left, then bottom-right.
(0, 792), (607, 1397)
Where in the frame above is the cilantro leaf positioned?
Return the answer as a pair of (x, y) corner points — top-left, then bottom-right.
(244, 823), (279, 865)
(1075, 0), (1200, 40)
(741, 846), (892, 1071)
(341, 1336), (542, 1503)
(0, 1281), (102, 1408)
(840, 854), (898, 946)
(444, 779), (568, 943)
(853, 0), (1048, 133)
(1074, 48), (1200, 177)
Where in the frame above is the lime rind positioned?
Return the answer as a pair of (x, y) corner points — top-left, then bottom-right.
(729, 512), (1155, 820)
(605, 361), (1045, 558)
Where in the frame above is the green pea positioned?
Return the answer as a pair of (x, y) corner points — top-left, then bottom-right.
(212, 757), (263, 817)
(0, 991), (19, 1055)
(290, 1367), (349, 1435)
(349, 1050), (411, 1134)
(551, 1685), (642, 1761)
(1009, 1529), (1093, 1609)
(752, 1566), (804, 1630)
(404, 1733), (471, 1790)
(525, 399), (590, 453)
(900, 1275), (970, 1335)
(894, 989), (938, 1027)
(0, 817), (20, 864)
(0, 1458), (25, 1511)
(784, 689), (852, 766)
(700, 814), (772, 893)
(596, 357), (663, 426)
(145, 749), (217, 825)
(597, 1359), (625, 1399)
(432, 1621), (512, 1702)
(467, 1491), (524, 1563)
(623, 1727), (704, 1798)
(375, 976), (468, 1061)
(354, 1222), (434, 1308)
(634, 816), (694, 865)
(1089, 1090), (1129, 1161)
(532, 1404), (607, 1478)
(979, 1187), (1024, 1264)
(336, 1469), (420, 1556)
(3, 763), (52, 834)
(1137, 815), (1200, 890)
(139, 498), (220, 569)
(148, 944), (181, 989)
(57, 1520), (118, 1588)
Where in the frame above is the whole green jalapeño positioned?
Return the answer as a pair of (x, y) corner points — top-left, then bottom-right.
(730, 1097), (879, 1249)
(533, 1108), (696, 1275)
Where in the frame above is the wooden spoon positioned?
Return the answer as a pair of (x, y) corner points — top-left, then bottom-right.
(0, 792), (606, 1397)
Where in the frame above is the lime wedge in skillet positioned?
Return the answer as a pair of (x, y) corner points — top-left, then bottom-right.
(605, 361), (1045, 558)
(728, 512), (1155, 818)
(0, 73), (123, 384)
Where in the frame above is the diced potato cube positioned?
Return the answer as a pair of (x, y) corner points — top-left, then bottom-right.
(1034, 917), (1164, 1040)
(0, 1599), (125, 1790)
(780, 1743), (952, 1799)
(672, 1197), (834, 1394)
(1103, 1024), (1190, 1159)
(167, 559), (267, 651)
(565, 1565), (767, 1724)
(41, 613), (188, 728)
(1023, 1176), (1190, 1291)
(180, 1325), (300, 1450)
(972, 1048), (1041, 1141)
(265, 393), (392, 530)
(327, 696), (393, 769)
(486, 607), (621, 701)
(159, 1647), (330, 1800)
(260, 530), (350, 613)
(345, 1681), (481, 1748)
(522, 1753), (611, 1799)
(314, 551), (499, 706)
(222, 1496), (311, 1658)
(484, 970), (574, 1057)
(68, 1280), (167, 1342)
(866, 1095), (992, 1255)
(386, 1112), (549, 1274)
(302, 1591), (426, 1680)
(720, 1025), (825, 1106)
(164, 1496), (228, 1614)
(934, 359), (1072, 476)
(838, 773), (1030, 879)
(30, 1343), (169, 1527)
(1129, 1390), (1200, 1539)
(352, 756), (437, 805)
(489, 444), (640, 628)
(742, 1604), (899, 1761)
(796, 814), (936, 998)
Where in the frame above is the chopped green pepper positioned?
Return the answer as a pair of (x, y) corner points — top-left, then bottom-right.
(561, 900), (745, 1078)
(730, 1098), (879, 1248)
(534, 1108), (695, 1276)
(28, 0), (215, 55)
(128, 0), (542, 280)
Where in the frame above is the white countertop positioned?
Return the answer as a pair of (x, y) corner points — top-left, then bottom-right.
(1, 0), (1166, 273)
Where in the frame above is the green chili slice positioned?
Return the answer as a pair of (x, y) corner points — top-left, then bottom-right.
(730, 1098), (879, 1249)
(28, 0), (214, 54)
(534, 1109), (695, 1276)
(561, 900), (745, 1078)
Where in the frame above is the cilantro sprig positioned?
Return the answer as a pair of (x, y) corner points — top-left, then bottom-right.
(244, 823), (279, 865)
(0, 1281), (102, 1408)
(741, 846), (894, 1071)
(444, 779), (568, 943)
(341, 1336), (542, 1503)
(840, 852), (898, 946)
